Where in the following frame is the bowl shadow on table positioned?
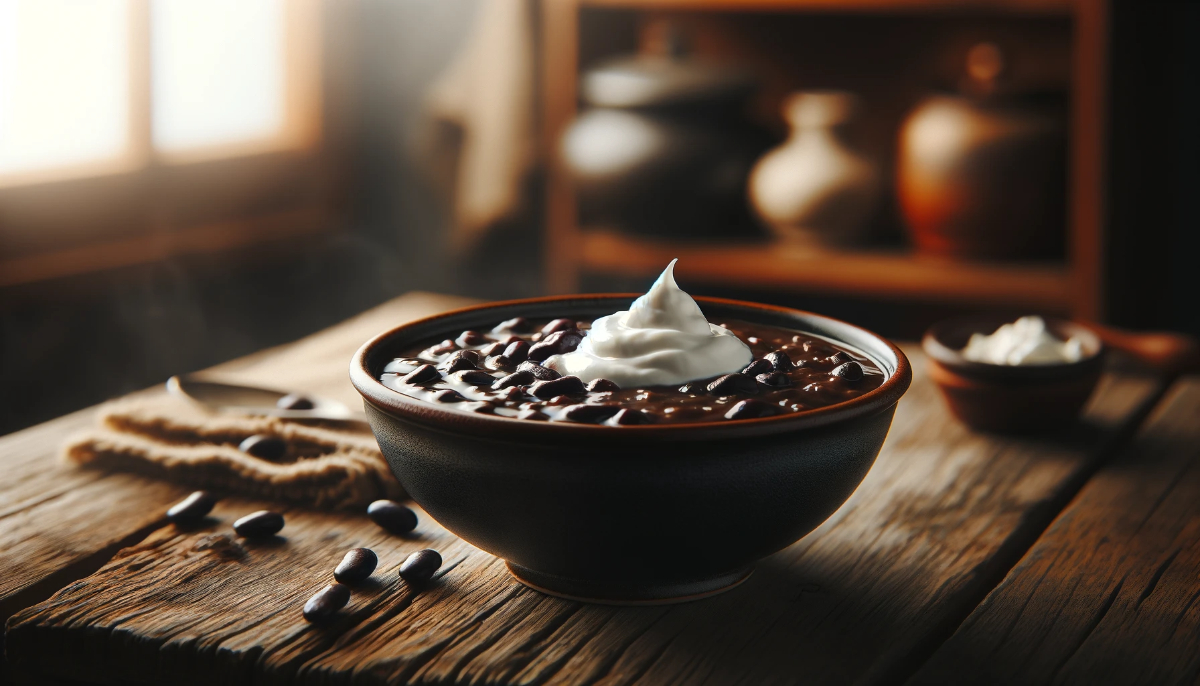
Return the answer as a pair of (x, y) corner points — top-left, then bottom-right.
(577, 413), (1126, 683)
(581, 540), (943, 683)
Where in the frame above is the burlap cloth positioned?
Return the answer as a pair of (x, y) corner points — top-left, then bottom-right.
(63, 394), (403, 510)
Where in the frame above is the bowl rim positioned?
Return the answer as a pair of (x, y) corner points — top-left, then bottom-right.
(350, 294), (912, 442)
(922, 315), (1105, 382)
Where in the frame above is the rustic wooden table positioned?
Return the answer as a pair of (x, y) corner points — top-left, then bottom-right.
(3, 293), (1198, 686)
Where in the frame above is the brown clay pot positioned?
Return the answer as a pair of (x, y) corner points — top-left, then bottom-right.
(896, 44), (1066, 260)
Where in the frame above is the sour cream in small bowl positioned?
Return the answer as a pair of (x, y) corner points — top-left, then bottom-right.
(922, 316), (1105, 433)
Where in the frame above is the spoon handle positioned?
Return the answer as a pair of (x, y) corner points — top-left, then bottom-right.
(1084, 323), (1200, 378)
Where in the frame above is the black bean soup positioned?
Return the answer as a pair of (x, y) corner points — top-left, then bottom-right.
(378, 316), (884, 425)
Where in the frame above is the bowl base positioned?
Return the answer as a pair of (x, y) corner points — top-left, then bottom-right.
(505, 562), (753, 606)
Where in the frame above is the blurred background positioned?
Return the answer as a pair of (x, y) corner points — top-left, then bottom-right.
(1, 0), (1196, 435)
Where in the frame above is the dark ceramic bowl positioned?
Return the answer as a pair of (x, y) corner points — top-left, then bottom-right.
(351, 295), (911, 604)
(922, 316), (1105, 434)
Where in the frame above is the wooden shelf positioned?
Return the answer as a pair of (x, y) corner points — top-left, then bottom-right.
(577, 0), (1073, 15)
(542, 0), (1106, 319)
(580, 230), (1073, 310)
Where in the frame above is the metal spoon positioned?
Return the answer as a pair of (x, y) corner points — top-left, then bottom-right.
(167, 375), (369, 427)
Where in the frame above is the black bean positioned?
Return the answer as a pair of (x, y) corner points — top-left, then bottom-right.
(529, 376), (586, 399)
(765, 351), (795, 371)
(831, 361), (864, 381)
(483, 355), (511, 371)
(479, 341), (505, 357)
(427, 339), (458, 356)
(608, 408), (656, 425)
(517, 361), (560, 380)
(517, 408), (549, 421)
(526, 341), (556, 362)
(586, 378), (620, 393)
(463, 401), (496, 414)
(742, 359), (772, 376)
(545, 330), (583, 354)
(303, 583), (350, 622)
(399, 549), (443, 583)
(401, 364), (441, 385)
(828, 351), (854, 366)
(493, 370), (535, 389)
(562, 403), (621, 423)
(707, 373), (758, 396)
(502, 340), (530, 364)
(542, 318), (575, 335)
(334, 548), (378, 584)
(233, 510), (284, 538)
(367, 500), (418, 534)
(756, 371), (793, 387)
(494, 316), (533, 333)
(239, 434), (287, 461)
(725, 399), (777, 420)
(439, 351), (478, 373)
(277, 393), (314, 410)
(546, 394), (574, 405)
(430, 389), (465, 403)
(456, 330), (488, 347)
(495, 386), (524, 403)
(451, 370), (496, 387)
(528, 330), (582, 362)
(678, 383), (701, 394)
(167, 491), (218, 523)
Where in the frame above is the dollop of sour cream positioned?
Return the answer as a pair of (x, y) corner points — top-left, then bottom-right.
(962, 316), (1085, 365)
(545, 259), (752, 387)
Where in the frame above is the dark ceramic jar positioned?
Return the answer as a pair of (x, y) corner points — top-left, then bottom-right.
(559, 55), (769, 240)
(351, 296), (911, 604)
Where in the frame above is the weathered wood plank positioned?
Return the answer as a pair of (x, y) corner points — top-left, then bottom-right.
(0, 293), (473, 644)
(909, 378), (1200, 686)
(6, 351), (1164, 685)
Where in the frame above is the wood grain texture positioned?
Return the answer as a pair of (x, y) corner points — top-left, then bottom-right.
(6, 350), (1163, 685)
(909, 378), (1200, 686)
(0, 293), (473, 646)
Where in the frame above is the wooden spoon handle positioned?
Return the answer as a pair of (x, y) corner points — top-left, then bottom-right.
(1084, 323), (1200, 378)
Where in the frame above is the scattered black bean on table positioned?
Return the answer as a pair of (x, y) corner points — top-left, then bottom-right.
(303, 583), (351, 623)
(233, 510), (285, 538)
(334, 548), (378, 584)
(166, 491), (218, 524)
(398, 549), (443, 583)
(367, 500), (418, 535)
(238, 435), (287, 461)
(381, 317), (884, 425)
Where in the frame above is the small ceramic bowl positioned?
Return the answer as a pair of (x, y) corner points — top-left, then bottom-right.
(922, 316), (1105, 433)
(351, 295), (911, 604)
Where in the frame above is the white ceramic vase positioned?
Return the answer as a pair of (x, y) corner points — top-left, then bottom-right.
(748, 91), (879, 245)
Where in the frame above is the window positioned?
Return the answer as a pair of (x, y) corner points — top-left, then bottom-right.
(0, 0), (325, 286)
(0, 0), (132, 181)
